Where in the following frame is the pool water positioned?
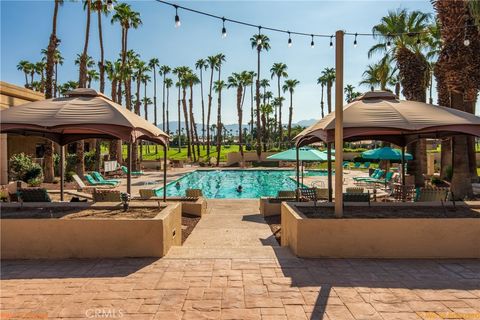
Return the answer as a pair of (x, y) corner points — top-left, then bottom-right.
(158, 169), (328, 199)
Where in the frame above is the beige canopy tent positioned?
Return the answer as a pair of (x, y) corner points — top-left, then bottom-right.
(294, 91), (480, 191)
(0, 88), (170, 200)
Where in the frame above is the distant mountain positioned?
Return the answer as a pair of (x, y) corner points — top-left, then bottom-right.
(161, 119), (318, 134)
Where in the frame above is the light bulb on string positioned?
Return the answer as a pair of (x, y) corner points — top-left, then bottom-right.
(464, 25), (470, 46)
(174, 6), (181, 28)
(329, 35), (333, 48)
(464, 39), (470, 46)
(221, 17), (227, 38)
(288, 32), (292, 47)
(106, 0), (114, 12)
(310, 35), (315, 48)
(353, 33), (358, 47)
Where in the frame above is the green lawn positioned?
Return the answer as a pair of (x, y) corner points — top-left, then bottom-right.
(119, 145), (240, 162)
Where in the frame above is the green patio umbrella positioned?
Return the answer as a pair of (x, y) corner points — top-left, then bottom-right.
(361, 147), (413, 161)
(267, 147), (334, 186)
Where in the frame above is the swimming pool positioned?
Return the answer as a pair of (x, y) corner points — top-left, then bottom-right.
(158, 169), (329, 199)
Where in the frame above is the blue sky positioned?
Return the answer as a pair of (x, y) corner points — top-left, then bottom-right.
(1, 0), (436, 125)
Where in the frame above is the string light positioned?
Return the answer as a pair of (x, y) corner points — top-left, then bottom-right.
(106, 0), (114, 12)
(288, 31), (292, 47)
(174, 5), (181, 28)
(464, 24), (470, 46)
(221, 17), (227, 38)
(329, 35), (333, 48)
(310, 35), (315, 48)
(353, 33), (358, 47)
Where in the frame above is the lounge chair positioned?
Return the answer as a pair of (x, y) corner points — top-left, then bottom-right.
(363, 162), (371, 169)
(121, 166), (144, 176)
(353, 169), (382, 183)
(85, 174), (119, 187)
(354, 162), (361, 169)
(19, 188), (51, 202)
(364, 171), (394, 186)
(92, 171), (121, 184)
(416, 187), (455, 210)
(346, 187), (364, 193)
(298, 188), (318, 207)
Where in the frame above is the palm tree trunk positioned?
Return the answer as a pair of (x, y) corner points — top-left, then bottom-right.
(162, 74), (166, 131)
(277, 76), (282, 143)
(250, 83), (254, 139)
(166, 86), (170, 135)
(76, 142), (85, 176)
(327, 82), (332, 114)
(255, 48), (262, 159)
(78, 0), (91, 88)
(189, 87), (200, 161)
(216, 91), (222, 166)
(287, 91), (293, 142)
(206, 68), (214, 157)
(182, 88), (191, 159)
(177, 86), (181, 153)
(97, 2), (105, 94)
(200, 69), (206, 150)
(320, 83), (325, 118)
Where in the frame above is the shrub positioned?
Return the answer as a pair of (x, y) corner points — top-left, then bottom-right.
(65, 171), (76, 182)
(27, 177), (42, 187)
(9, 153), (43, 182)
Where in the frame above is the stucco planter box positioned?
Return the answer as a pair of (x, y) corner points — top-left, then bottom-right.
(260, 197), (296, 217)
(0, 202), (182, 259)
(281, 202), (480, 258)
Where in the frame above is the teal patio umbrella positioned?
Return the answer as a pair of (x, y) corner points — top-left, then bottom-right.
(361, 147), (413, 161)
(268, 147), (334, 186)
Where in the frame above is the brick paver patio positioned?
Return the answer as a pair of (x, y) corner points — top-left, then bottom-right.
(1, 200), (480, 319)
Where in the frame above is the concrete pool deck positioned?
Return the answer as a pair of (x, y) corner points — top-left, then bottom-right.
(2, 199), (480, 319)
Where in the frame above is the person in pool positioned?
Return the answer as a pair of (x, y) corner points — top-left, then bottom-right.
(175, 181), (181, 189)
(236, 185), (243, 193)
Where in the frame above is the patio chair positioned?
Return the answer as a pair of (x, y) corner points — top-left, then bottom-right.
(84, 174), (119, 187)
(392, 184), (416, 202)
(277, 190), (296, 198)
(93, 189), (121, 202)
(92, 171), (121, 184)
(346, 187), (364, 193)
(364, 171), (394, 186)
(298, 188), (318, 207)
(342, 161), (350, 169)
(363, 162), (371, 169)
(353, 169), (380, 183)
(315, 188), (329, 200)
(18, 188), (51, 202)
(416, 187), (455, 210)
(354, 162), (361, 169)
(186, 189), (203, 197)
(121, 166), (144, 176)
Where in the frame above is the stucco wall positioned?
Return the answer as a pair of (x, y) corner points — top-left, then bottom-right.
(281, 202), (480, 258)
(0, 202), (182, 259)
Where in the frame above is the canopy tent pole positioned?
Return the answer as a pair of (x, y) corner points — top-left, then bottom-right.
(60, 145), (65, 202)
(127, 143), (132, 195)
(334, 30), (344, 217)
(401, 146), (406, 186)
(327, 143), (333, 202)
(296, 145), (300, 189)
(163, 144), (167, 202)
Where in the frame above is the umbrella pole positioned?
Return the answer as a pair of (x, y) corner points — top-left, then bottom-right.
(127, 143), (132, 195)
(401, 146), (406, 186)
(301, 160), (304, 186)
(60, 145), (65, 202)
(327, 143), (333, 202)
(163, 144), (167, 202)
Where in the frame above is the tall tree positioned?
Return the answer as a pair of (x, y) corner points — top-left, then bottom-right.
(320, 67), (335, 114)
(433, 0), (480, 198)
(316, 75), (327, 118)
(206, 55), (219, 157)
(247, 71), (256, 138)
(260, 78), (270, 150)
(344, 84), (361, 103)
(164, 78), (173, 136)
(34, 61), (46, 93)
(282, 79), (300, 142)
(370, 8), (432, 186)
(92, 0), (114, 94)
(195, 59), (208, 149)
(105, 59), (122, 163)
(78, 0), (92, 88)
(173, 66), (192, 158)
(17, 61), (33, 88)
(270, 63), (288, 140)
(186, 72), (201, 161)
(214, 80), (226, 166)
(148, 58), (160, 127)
(227, 72), (246, 160)
(250, 33), (270, 158)
(159, 65), (171, 131)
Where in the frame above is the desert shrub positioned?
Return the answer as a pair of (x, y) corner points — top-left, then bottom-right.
(27, 177), (42, 187)
(9, 153), (43, 182)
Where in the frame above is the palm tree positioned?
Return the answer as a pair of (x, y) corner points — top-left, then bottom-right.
(270, 63), (288, 140)
(173, 66), (192, 159)
(213, 80), (225, 166)
(195, 59), (208, 148)
(370, 8), (431, 187)
(159, 65), (171, 131)
(87, 69), (99, 88)
(316, 75), (327, 118)
(164, 78), (173, 137)
(259, 78), (270, 150)
(282, 79), (300, 142)
(227, 72), (246, 159)
(34, 61), (46, 92)
(247, 71), (256, 137)
(105, 59), (122, 163)
(344, 84), (361, 103)
(206, 55), (219, 157)
(359, 64), (381, 91)
(433, 0), (480, 198)
(250, 33), (270, 158)
(321, 67), (335, 113)
(148, 58), (160, 127)
(142, 74), (151, 121)
(133, 59), (149, 116)
(172, 68), (184, 153)
(17, 60), (32, 88)
(78, 0), (92, 88)
(44, 0), (63, 98)
(111, 3), (142, 112)
(185, 72), (201, 161)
